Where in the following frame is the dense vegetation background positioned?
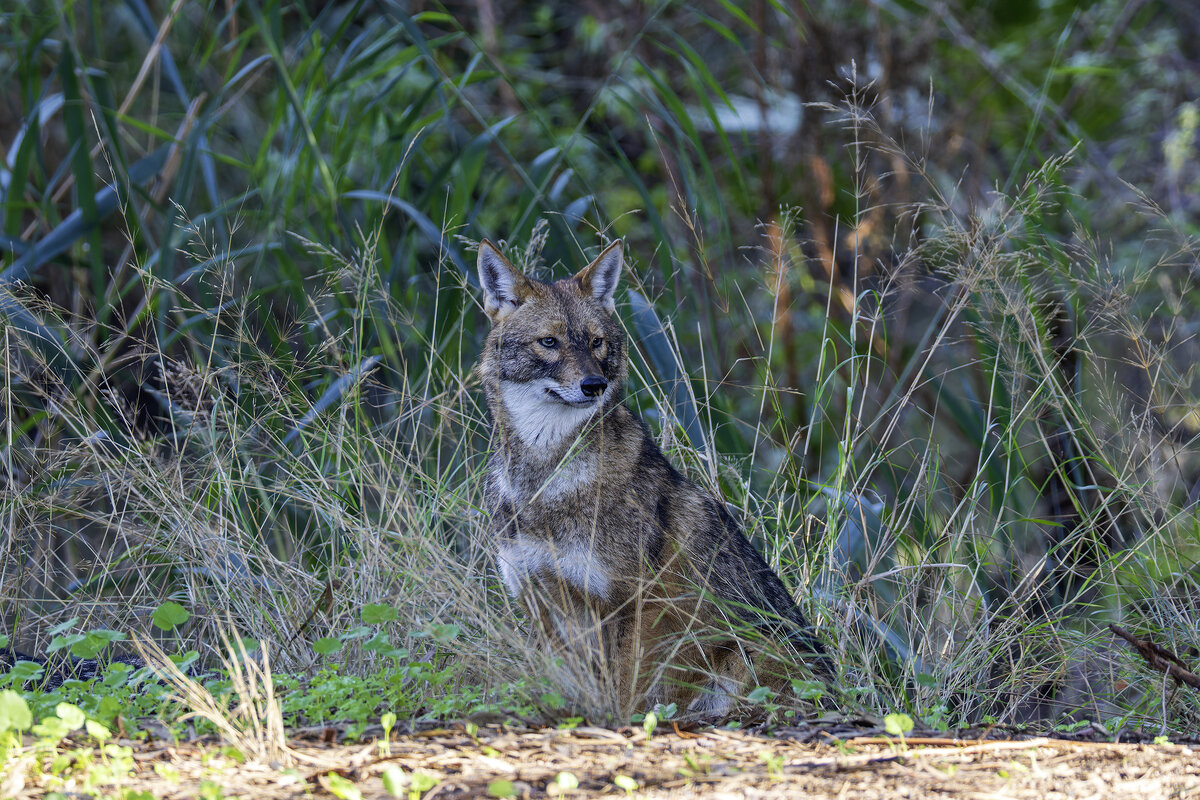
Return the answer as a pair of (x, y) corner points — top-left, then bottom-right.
(2, 0), (1199, 736)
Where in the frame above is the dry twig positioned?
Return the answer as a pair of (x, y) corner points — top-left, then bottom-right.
(1110, 624), (1200, 691)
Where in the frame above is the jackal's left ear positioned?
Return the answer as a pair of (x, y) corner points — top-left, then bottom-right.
(573, 240), (623, 314)
(478, 240), (534, 322)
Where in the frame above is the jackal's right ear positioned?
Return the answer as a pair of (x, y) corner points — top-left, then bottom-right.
(478, 240), (533, 322)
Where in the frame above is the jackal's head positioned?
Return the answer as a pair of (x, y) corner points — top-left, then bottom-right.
(476, 240), (627, 452)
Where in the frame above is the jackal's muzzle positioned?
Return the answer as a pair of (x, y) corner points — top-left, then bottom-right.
(546, 375), (608, 407)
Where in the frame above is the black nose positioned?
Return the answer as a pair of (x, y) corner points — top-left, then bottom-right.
(580, 375), (608, 397)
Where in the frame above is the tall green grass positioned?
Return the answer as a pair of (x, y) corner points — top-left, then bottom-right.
(2, 0), (1198, 734)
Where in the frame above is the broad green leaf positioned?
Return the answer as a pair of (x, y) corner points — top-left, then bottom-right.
(86, 719), (112, 742)
(884, 713), (915, 737)
(363, 633), (394, 653)
(47, 618), (80, 637)
(56, 703), (86, 729)
(47, 633), (85, 655)
(0, 691), (32, 733)
(32, 716), (70, 741)
(153, 601), (191, 631)
(746, 686), (774, 704)
(361, 604), (398, 625)
(313, 637), (343, 655)
(71, 629), (126, 659)
(1, 661), (44, 686)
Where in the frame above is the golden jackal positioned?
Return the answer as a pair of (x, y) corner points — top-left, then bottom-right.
(476, 237), (831, 718)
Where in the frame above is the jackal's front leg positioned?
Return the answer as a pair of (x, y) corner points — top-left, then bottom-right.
(520, 587), (637, 710)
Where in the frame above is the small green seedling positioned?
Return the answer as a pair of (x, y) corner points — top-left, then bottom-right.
(1053, 718), (1090, 733)
(86, 719), (113, 744)
(379, 711), (397, 756)
(381, 764), (406, 798)
(408, 771), (439, 800)
(790, 679), (824, 702)
(884, 713), (915, 752)
(487, 779), (515, 798)
(759, 750), (784, 780)
(321, 772), (363, 800)
(154, 762), (182, 782)
(747, 685), (779, 716)
(553, 771), (579, 793)
(642, 710), (657, 740)
(679, 749), (711, 777)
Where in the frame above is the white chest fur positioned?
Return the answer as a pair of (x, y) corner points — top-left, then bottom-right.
(499, 379), (602, 451)
(496, 535), (613, 601)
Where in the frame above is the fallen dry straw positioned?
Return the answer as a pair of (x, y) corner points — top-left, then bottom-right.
(16, 722), (1200, 799)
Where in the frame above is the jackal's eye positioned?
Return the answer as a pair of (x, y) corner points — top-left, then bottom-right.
(591, 337), (604, 350)
(537, 337), (558, 349)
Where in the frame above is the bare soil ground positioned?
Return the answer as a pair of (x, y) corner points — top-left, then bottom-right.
(10, 721), (1200, 799)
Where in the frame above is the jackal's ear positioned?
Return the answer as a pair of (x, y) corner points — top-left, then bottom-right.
(478, 240), (534, 322)
(572, 240), (623, 314)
